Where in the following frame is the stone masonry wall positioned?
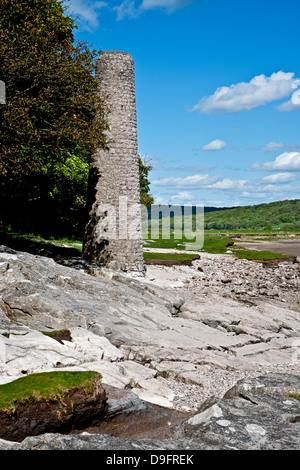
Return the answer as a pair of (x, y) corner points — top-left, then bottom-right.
(82, 51), (145, 274)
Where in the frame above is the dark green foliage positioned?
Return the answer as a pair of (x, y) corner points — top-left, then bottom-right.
(139, 156), (154, 208)
(0, 0), (107, 238)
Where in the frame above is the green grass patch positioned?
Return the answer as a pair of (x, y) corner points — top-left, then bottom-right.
(201, 235), (233, 253)
(0, 371), (101, 412)
(144, 251), (199, 262)
(0, 225), (82, 257)
(1, 222), (295, 265)
(285, 392), (300, 401)
(41, 329), (70, 338)
(144, 233), (292, 263)
(145, 234), (233, 253)
(233, 249), (290, 261)
(144, 237), (192, 250)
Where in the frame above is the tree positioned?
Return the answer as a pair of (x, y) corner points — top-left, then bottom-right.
(138, 156), (154, 208)
(0, 0), (107, 237)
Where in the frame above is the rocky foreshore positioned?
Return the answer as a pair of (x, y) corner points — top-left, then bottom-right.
(144, 248), (300, 310)
(0, 244), (299, 450)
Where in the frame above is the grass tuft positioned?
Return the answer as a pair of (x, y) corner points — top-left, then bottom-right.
(144, 251), (199, 261)
(0, 371), (101, 412)
(285, 392), (300, 401)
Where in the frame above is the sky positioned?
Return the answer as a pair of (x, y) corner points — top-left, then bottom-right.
(65, 0), (300, 208)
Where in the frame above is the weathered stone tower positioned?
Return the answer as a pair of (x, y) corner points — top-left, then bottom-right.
(82, 51), (145, 274)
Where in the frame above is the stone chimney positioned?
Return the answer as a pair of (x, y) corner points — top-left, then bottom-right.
(82, 51), (146, 274)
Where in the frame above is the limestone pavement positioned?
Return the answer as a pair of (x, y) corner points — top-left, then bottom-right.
(0, 245), (299, 449)
(0, 245), (299, 411)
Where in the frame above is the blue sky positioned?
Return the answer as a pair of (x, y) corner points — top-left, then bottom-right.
(66, 0), (300, 207)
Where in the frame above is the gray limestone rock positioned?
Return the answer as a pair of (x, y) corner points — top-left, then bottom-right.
(1, 246), (300, 394)
(1, 374), (299, 450)
(169, 373), (300, 450)
(1, 245), (300, 450)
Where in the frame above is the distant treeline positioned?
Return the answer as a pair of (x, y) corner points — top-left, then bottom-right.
(147, 199), (300, 231)
(146, 205), (232, 219)
(203, 199), (300, 230)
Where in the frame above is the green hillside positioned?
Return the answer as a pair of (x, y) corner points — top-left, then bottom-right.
(204, 199), (300, 231)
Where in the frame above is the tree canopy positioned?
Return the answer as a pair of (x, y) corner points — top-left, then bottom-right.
(139, 156), (154, 208)
(0, 0), (107, 237)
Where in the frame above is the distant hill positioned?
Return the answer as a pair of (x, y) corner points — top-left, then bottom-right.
(147, 204), (236, 219)
(203, 199), (300, 230)
(148, 199), (300, 230)
(147, 199), (300, 231)
(204, 206), (238, 213)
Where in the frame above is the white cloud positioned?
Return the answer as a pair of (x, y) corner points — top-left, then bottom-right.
(114, 0), (193, 19)
(241, 191), (269, 199)
(152, 174), (248, 191)
(141, 0), (194, 12)
(240, 181), (297, 201)
(154, 196), (169, 205)
(277, 82), (300, 111)
(152, 171), (299, 198)
(260, 142), (300, 153)
(66, 0), (107, 30)
(152, 171), (299, 207)
(202, 139), (227, 151)
(261, 172), (296, 183)
(277, 98), (300, 112)
(208, 178), (247, 190)
(192, 71), (299, 114)
(262, 142), (285, 152)
(114, 0), (139, 20)
(152, 174), (218, 187)
(170, 191), (196, 202)
(205, 200), (223, 205)
(256, 152), (300, 171)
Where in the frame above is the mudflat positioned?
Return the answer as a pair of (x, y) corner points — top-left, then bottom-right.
(236, 239), (300, 257)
